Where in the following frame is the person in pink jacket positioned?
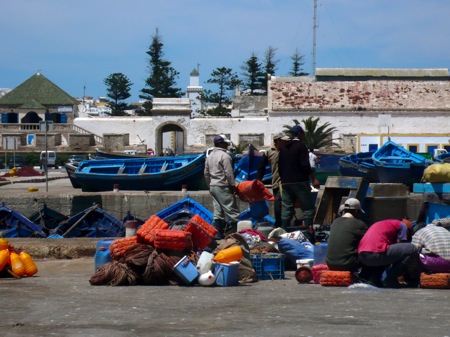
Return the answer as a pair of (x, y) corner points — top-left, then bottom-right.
(358, 219), (420, 288)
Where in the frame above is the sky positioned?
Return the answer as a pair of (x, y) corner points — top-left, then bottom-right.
(1, 0), (449, 102)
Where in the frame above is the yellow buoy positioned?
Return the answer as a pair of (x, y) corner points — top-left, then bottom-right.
(28, 187), (39, 192)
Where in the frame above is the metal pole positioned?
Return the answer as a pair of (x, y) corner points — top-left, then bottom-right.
(312, 0), (317, 76)
(45, 121), (48, 192)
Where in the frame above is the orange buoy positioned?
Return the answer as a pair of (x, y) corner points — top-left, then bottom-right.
(0, 249), (9, 271)
(10, 250), (25, 277)
(213, 246), (243, 263)
(19, 250), (38, 276)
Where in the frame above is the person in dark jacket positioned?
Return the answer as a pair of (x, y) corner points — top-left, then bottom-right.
(278, 125), (320, 231)
(256, 132), (289, 228)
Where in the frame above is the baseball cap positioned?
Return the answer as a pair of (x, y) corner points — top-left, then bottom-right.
(343, 198), (364, 213)
(273, 132), (286, 141)
(291, 125), (304, 135)
(213, 134), (231, 144)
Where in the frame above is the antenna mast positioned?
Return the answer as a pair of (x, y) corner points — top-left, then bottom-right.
(312, 0), (317, 76)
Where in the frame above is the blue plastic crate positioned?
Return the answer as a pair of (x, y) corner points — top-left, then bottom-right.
(250, 253), (285, 280)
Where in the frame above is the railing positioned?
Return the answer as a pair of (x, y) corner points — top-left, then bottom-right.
(71, 124), (103, 145)
(0, 123), (103, 145)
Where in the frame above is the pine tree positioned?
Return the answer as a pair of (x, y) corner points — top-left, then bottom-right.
(240, 53), (265, 95)
(262, 46), (279, 91)
(201, 67), (240, 116)
(139, 29), (183, 114)
(104, 73), (133, 116)
(289, 48), (309, 77)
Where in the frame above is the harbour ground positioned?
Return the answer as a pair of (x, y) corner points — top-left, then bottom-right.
(2, 173), (447, 337)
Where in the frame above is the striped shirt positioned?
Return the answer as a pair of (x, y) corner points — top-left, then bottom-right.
(412, 225), (450, 260)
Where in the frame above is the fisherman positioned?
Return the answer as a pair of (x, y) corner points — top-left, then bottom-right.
(256, 132), (289, 228)
(278, 125), (320, 231)
(358, 219), (420, 288)
(204, 134), (240, 239)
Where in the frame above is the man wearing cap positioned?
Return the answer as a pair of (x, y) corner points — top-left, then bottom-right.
(358, 219), (420, 288)
(204, 134), (240, 239)
(326, 198), (371, 277)
(256, 132), (289, 228)
(278, 125), (320, 231)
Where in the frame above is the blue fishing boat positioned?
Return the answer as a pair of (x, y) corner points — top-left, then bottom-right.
(50, 205), (124, 238)
(29, 204), (69, 235)
(372, 140), (433, 188)
(95, 148), (151, 159)
(156, 195), (214, 224)
(0, 203), (46, 238)
(338, 151), (379, 182)
(70, 153), (207, 192)
(234, 144), (271, 184)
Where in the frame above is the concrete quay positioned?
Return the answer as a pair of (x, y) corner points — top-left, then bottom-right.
(1, 257), (450, 337)
(0, 175), (424, 226)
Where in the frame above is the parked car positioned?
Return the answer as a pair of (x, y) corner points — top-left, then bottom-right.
(40, 151), (58, 169)
(8, 155), (26, 169)
(65, 154), (88, 166)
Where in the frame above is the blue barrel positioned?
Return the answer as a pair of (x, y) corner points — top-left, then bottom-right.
(313, 242), (328, 266)
(94, 239), (115, 271)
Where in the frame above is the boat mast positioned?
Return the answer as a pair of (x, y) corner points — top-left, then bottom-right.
(312, 0), (317, 76)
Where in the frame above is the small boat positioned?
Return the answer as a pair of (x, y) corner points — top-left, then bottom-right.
(0, 203), (46, 238)
(71, 153), (207, 192)
(155, 195), (214, 224)
(338, 151), (379, 182)
(50, 205), (124, 238)
(64, 162), (83, 188)
(314, 153), (343, 185)
(372, 140), (433, 188)
(234, 144), (271, 184)
(29, 204), (68, 235)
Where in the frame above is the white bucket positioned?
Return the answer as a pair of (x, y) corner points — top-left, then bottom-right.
(196, 251), (214, 274)
(198, 270), (216, 286)
(237, 220), (253, 232)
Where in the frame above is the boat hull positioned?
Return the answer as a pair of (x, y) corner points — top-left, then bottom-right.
(72, 154), (207, 192)
(338, 152), (378, 182)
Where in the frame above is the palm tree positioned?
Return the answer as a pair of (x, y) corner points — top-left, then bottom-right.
(283, 117), (341, 150)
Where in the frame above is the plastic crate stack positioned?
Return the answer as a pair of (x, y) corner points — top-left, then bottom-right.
(250, 253), (285, 280)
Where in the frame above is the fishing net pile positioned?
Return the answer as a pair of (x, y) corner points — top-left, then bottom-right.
(89, 214), (216, 286)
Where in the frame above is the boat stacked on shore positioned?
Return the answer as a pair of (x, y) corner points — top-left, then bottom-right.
(339, 140), (434, 188)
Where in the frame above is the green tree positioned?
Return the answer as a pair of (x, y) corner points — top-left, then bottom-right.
(262, 46), (279, 91)
(103, 73), (133, 116)
(139, 29), (184, 114)
(240, 53), (265, 95)
(283, 117), (341, 150)
(289, 48), (309, 77)
(201, 67), (241, 117)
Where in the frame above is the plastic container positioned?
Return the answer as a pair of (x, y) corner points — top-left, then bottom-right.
(94, 239), (114, 271)
(196, 251), (214, 274)
(125, 220), (138, 238)
(313, 242), (328, 266)
(173, 256), (199, 285)
(250, 253), (285, 280)
(214, 262), (239, 286)
(198, 270), (216, 286)
(295, 266), (313, 283)
(214, 246), (243, 263)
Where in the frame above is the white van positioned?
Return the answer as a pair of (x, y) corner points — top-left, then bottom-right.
(40, 151), (58, 169)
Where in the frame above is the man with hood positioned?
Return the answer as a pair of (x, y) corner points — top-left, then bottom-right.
(278, 125), (320, 231)
(204, 134), (240, 239)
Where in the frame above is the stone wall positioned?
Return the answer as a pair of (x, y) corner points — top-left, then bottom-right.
(268, 77), (450, 111)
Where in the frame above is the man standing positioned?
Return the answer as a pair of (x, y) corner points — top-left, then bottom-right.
(278, 125), (320, 231)
(204, 134), (240, 239)
(256, 132), (289, 228)
(309, 148), (319, 171)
